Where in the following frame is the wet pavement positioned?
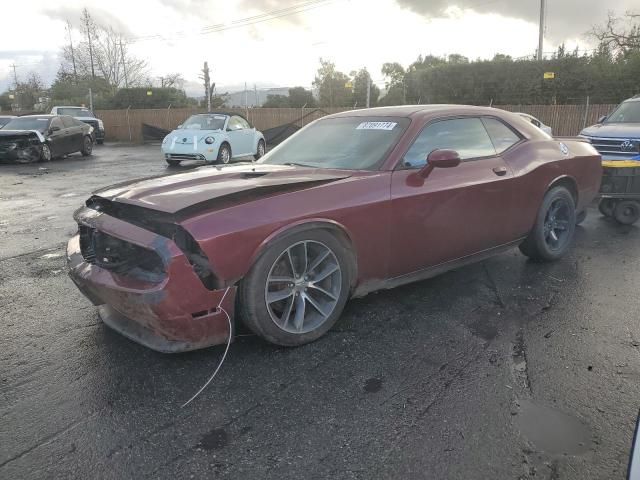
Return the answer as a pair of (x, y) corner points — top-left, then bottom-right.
(1, 144), (639, 479)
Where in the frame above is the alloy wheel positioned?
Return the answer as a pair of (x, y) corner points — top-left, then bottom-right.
(543, 198), (571, 250)
(265, 240), (342, 334)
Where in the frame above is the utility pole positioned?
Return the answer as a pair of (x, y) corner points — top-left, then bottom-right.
(537, 0), (546, 61)
(119, 39), (129, 88)
(66, 20), (78, 81)
(254, 84), (258, 107)
(82, 9), (96, 80)
(10, 64), (18, 88)
(202, 62), (211, 111)
(366, 72), (371, 108)
(245, 81), (249, 117)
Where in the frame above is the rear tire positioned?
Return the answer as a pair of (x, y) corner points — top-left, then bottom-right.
(598, 199), (616, 217)
(519, 186), (576, 262)
(613, 200), (640, 225)
(96, 139), (104, 145)
(239, 229), (351, 347)
(81, 136), (93, 156)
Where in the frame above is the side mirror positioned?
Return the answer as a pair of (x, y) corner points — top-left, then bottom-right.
(417, 149), (461, 178)
(597, 115), (607, 124)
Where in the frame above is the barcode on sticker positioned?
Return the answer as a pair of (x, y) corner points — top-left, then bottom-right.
(356, 122), (397, 131)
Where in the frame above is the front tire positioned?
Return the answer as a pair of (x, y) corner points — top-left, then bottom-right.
(254, 139), (265, 160)
(81, 136), (93, 156)
(239, 229), (351, 347)
(39, 143), (51, 162)
(217, 143), (231, 164)
(166, 159), (181, 167)
(519, 186), (576, 262)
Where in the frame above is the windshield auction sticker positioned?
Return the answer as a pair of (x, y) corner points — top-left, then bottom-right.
(356, 122), (397, 131)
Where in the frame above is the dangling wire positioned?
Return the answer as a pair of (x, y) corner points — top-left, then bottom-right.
(181, 288), (233, 408)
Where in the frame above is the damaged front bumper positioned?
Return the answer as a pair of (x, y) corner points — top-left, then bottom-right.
(67, 207), (235, 353)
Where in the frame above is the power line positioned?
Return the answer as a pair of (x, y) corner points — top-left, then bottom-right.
(128, 0), (338, 44)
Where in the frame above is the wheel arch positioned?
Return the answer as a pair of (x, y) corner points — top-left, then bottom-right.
(249, 219), (358, 290)
(546, 175), (578, 205)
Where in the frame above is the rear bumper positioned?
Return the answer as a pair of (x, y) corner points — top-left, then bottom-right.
(67, 210), (235, 353)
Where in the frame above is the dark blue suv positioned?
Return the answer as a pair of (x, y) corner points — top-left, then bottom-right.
(580, 95), (640, 161)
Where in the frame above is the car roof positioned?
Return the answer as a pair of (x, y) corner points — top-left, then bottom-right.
(624, 95), (640, 103)
(325, 104), (516, 120)
(55, 106), (90, 109)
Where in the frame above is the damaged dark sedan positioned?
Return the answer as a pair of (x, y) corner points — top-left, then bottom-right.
(67, 105), (602, 353)
(0, 115), (93, 163)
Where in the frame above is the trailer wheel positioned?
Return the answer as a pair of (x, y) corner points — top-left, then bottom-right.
(613, 200), (640, 225)
(598, 199), (616, 217)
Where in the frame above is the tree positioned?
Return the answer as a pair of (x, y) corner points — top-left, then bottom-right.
(380, 62), (406, 106)
(287, 86), (316, 108)
(61, 8), (148, 92)
(262, 94), (290, 107)
(160, 73), (184, 89)
(108, 87), (197, 108)
(351, 68), (379, 107)
(591, 11), (640, 56)
(313, 58), (352, 107)
(50, 71), (112, 108)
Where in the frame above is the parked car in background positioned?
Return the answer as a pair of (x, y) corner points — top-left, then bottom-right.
(50, 106), (105, 144)
(580, 95), (640, 160)
(516, 112), (553, 136)
(68, 105), (601, 353)
(0, 115), (15, 129)
(0, 115), (93, 163)
(161, 113), (266, 166)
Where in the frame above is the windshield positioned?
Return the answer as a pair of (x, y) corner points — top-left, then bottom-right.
(3, 117), (50, 132)
(0, 117), (13, 128)
(180, 114), (227, 130)
(606, 101), (640, 123)
(259, 116), (410, 170)
(58, 107), (94, 117)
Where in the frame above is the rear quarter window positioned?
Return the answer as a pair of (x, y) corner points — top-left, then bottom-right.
(481, 117), (522, 154)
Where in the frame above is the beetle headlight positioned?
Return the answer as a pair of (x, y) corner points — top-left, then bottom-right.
(205, 136), (215, 144)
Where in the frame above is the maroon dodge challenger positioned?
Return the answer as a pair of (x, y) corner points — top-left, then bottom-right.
(67, 106), (602, 352)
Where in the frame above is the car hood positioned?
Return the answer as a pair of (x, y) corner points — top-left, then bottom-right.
(91, 163), (353, 215)
(580, 123), (640, 139)
(166, 128), (222, 142)
(0, 130), (45, 142)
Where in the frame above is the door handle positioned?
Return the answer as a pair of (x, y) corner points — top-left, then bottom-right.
(492, 166), (508, 176)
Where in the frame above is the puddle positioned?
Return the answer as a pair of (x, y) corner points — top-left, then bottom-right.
(60, 193), (78, 198)
(364, 378), (383, 393)
(516, 399), (592, 455)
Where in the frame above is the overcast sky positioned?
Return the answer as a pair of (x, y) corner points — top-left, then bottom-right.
(0, 0), (635, 95)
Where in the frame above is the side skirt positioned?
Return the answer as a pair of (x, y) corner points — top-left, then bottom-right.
(352, 237), (526, 298)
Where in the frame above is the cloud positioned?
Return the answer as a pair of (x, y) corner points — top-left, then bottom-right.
(395, 0), (638, 41)
(44, 5), (133, 36)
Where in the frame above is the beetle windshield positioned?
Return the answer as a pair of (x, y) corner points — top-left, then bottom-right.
(180, 115), (227, 130)
(259, 116), (410, 170)
(606, 101), (640, 124)
(3, 117), (50, 132)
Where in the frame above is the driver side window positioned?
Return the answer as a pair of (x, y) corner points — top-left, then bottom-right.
(403, 117), (496, 168)
(50, 118), (64, 130)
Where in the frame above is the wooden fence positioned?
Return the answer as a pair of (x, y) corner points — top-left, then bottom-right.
(88, 104), (617, 143)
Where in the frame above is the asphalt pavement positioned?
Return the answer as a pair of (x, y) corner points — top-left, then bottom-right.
(1, 144), (639, 479)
